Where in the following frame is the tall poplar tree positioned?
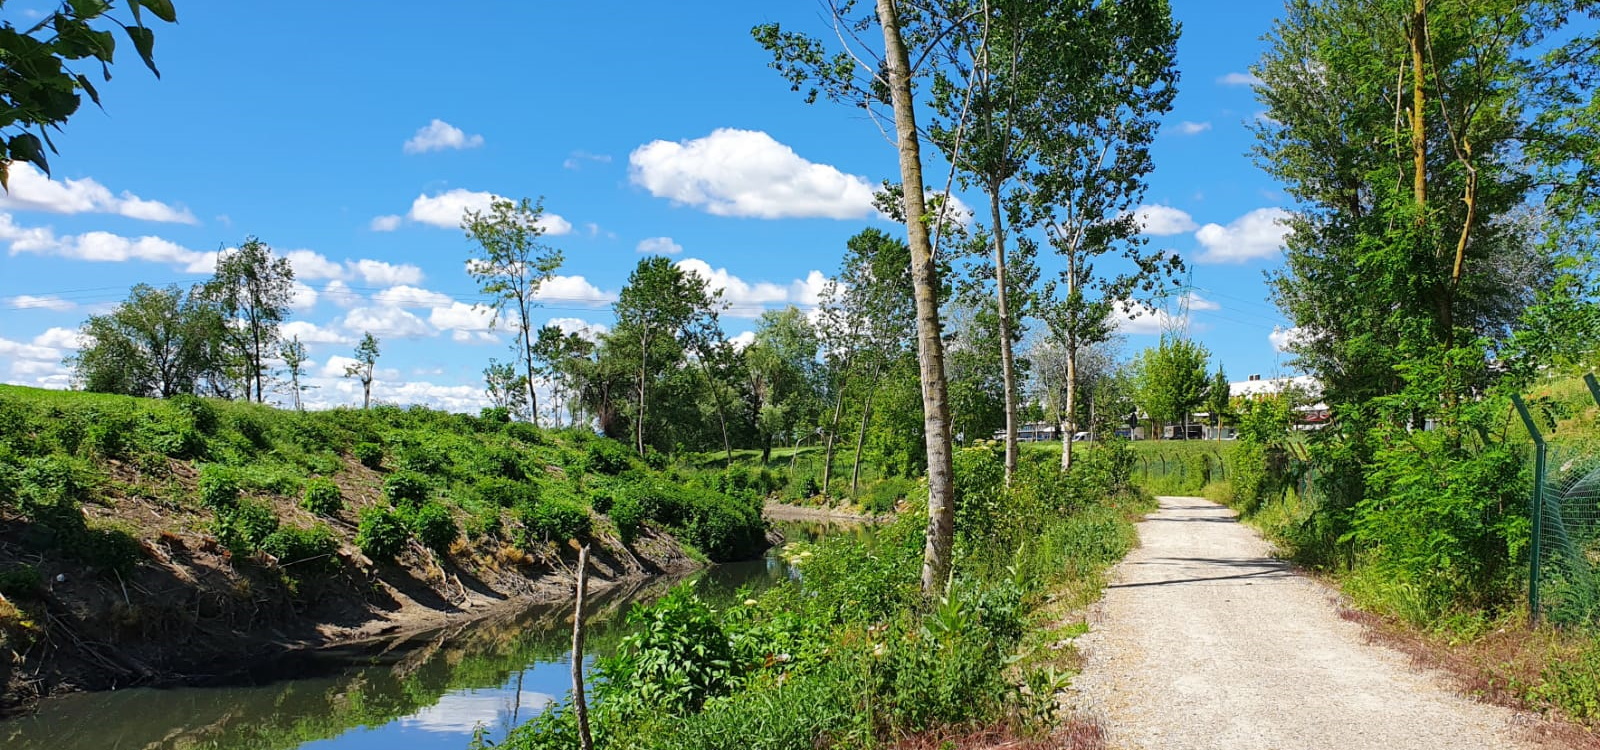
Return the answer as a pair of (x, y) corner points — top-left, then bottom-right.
(465, 197), (564, 427)
(205, 237), (294, 403)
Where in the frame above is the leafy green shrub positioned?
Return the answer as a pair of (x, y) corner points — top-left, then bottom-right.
(593, 587), (737, 718)
(382, 471), (430, 510)
(475, 477), (537, 508)
(524, 496), (590, 542)
(469, 446), (526, 481)
(406, 501), (459, 553)
(197, 464), (241, 510)
(858, 477), (915, 514)
(213, 499), (280, 557)
(503, 421), (543, 446)
(353, 441), (385, 470)
(84, 413), (134, 458)
(356, 507), (409, 563)
(262, 523), (339, 572)
(300, 478), (343, 516)
(0, 565), (42, 599)
(168, 394), (218, 433)
(585, 439), (635, 475)
(464, 502), (503, 541)
(395, 439), (450, 474)
(607, 479), (764, 560)
(1534, 640), (1600, 724)
(479, 406), (511, 424)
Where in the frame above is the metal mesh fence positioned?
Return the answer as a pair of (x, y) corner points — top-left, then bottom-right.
(1132, 445), (1230, 494)
(1537, 443), (1600, 626)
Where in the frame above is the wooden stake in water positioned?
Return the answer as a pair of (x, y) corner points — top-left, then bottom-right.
(572, 544), (593, 750)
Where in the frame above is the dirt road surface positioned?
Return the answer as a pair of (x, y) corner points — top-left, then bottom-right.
(1067, 495), (1540, 750)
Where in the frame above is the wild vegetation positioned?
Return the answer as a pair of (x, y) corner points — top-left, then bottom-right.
(0, 384), (774, 707)
(497, 441), (1149, 749)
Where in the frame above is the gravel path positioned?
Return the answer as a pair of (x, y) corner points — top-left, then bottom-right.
(1067, 495), (1537, 750)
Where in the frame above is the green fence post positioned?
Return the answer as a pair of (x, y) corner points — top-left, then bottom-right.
(1585, 373), (1600, 407)
(1512, 394), (1546, 625)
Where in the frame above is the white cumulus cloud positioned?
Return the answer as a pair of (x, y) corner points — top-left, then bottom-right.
(341, 306), (434, 339)
(372, 285), (454, 309)
(402, 119), (485, 154)
(629, 128), (876, 219)
(348, 259), (425, 287)
(546, 316), (609, 342)
(1133, 204), (1199, 236)
(636, 236), (683, 255)
(1195, 207), (1292, 263)
(1172, 121), (1212, 135)
(1270, 325), (1309, 352)
(289, 282), (319, 311)
(1218, 72), (1263, 86)
(430, 302), (500, 343)
(32, 327), (86, 350)
(369, 214), (403, 232)
(404, 189), (571, 234)
(534, 275), (615, 306)
(6, 294), (75, 311)
(285, 249), (345, 280)
(674, 258), (827, 318)
(0, 163), (197, 224)
(281, 320), (352, 346)
(0, 336), (60, 361)
(323, 280), (362, 308)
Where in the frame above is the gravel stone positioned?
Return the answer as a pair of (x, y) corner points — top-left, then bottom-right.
(1067, 495), (1537, 750)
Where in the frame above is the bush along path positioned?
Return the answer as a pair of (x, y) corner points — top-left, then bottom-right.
(494, 443), (1152, 749)
(1067, 496), (1544, 750)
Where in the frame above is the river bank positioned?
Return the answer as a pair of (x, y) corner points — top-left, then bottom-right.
(0, 519), (701, 714)
(0, 518), (839, 750)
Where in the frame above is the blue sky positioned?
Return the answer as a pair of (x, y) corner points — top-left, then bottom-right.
(0, 0), (1302, 412)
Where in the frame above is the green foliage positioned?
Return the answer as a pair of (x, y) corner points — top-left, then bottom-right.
(609, 478), (765, 561)
(521, 495), (590, 543)
(1132, 336), (1211, 434)
(300, 478), (343, 516)
(382, 470), (430, 510)
(405, 501), (459, 554)
(0, 565), (42, 599)
(1348, 428), (1527, 621)
(261, 523), (339, 572)
(355, 507), (409, 563)
(593, 587), (736, 719)
(858, 476), (916, 514)
(0, 0), (175, 188)
(506, 439), (1148, 748)
(465, 196), (565, 425)
(475, 476), (537, 508)
(197, 464), (241, 510)
(212, 499), (280, 557)
(353, 441), (385, 470)
(1534, 640), (1600, 725)
(586, 438), (636, 475)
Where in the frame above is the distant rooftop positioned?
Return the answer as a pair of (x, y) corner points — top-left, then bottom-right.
(1229, 374), (1320, 399)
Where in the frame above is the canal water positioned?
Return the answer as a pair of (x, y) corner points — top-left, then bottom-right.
(1, 520), (867, 750)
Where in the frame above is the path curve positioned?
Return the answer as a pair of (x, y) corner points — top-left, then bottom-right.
(1067, 495), (1537, 750)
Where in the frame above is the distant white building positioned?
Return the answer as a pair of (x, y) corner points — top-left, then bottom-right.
(1229, 373), (1320, 399)
(1227, 373), (1330, 429)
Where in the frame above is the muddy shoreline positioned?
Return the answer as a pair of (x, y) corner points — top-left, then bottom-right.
(0, 523), (702, 716)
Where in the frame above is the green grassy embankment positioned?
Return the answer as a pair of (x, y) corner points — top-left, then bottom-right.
(0, 385), (769, 710)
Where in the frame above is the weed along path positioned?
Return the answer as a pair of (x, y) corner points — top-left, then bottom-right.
(1068, 495), (1537, 750)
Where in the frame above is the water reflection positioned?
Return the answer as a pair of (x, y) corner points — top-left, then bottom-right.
(2, 520), (863, 750)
